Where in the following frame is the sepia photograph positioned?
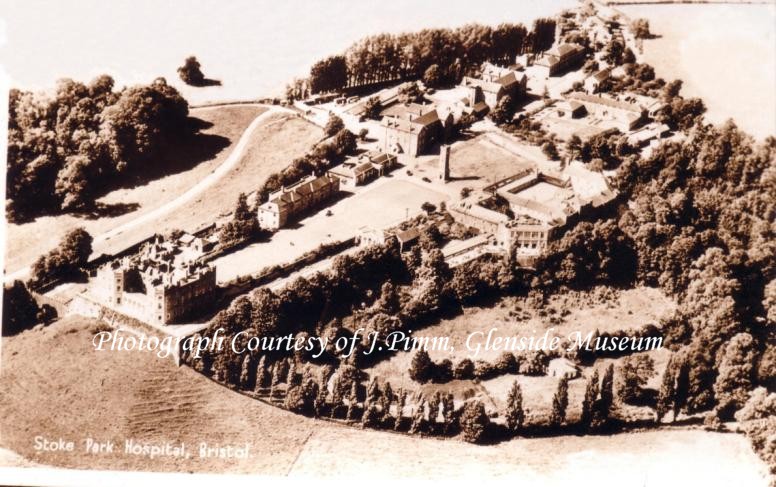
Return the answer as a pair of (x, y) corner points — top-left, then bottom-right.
(0, 0), (774, 485)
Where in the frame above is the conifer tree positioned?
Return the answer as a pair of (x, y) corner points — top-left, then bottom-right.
(394, 390), (407, 431)
(550, 377), (569, 427)
(361, 404), (380, 429)
(269, 363), (280, 399)
(656, 360), (676, 422)
(581, 369), (600, 427)
(367, 376), (381, 403)
(459, 400), (489, 443)
(427, 392), (441, 426)
(597, 364), (615, 423)
(347, 381), (359, 420)
(240, 355), (252, 390)
(505, 380), (525, 433)
(287, 360), (298, 386)
(409, 400), (426, 435)
(442, 393), (456, 434)
(314, 379), (328, 418)
(673, 357), (690, 420)
(331, 375), (343, 418)
(255, 355), (269, 393)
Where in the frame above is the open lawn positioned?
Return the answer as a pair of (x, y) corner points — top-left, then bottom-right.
(448, 137), (534, 188)
(213, 177), (448, 283)
(0, 317), (768, 485)
(4, 105), (267, 274)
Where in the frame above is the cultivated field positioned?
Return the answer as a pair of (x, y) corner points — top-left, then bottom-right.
(0, 317), (768, 485)
(213, 178), (448, 283)
(4, 105), (267, 274)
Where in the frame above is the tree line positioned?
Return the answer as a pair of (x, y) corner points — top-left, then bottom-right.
(304, 18), (557, 95)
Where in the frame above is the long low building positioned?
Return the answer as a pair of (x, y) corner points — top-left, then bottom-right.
(257, 173), (340, 230)
(328, 151), (397, 188)
(566, 92), (646, 132)
(450, 163), (618, 257)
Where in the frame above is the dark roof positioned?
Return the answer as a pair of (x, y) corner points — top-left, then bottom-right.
(396, 228), (420, 243)
(496, 71), (520, 88)
(412, 110), (441, 127)
(472, 101), (489, 114)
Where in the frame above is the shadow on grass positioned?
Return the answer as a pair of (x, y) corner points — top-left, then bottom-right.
(75, 201), (141, 220)
(188, 78), (223, 87)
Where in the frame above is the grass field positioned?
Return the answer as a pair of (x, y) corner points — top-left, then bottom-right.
(365, 286), (676, 418)
(448, 136), (534, 189)
(4, 105), (267, 274)
(0, 317), (768, 485)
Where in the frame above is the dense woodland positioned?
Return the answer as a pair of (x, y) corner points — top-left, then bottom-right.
(7, 76), (193, 221)
(300, 19), (556, 96)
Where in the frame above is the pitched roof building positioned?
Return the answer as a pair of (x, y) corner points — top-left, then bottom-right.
(461, 62), (528, 110)
(535, 43), (586, 77)
(257, 174), (340, 230)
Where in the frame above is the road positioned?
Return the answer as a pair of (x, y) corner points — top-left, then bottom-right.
(3, 105), (294, 285)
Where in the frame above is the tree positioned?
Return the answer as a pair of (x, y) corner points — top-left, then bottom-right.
(255, 356), (269, 392)
(375, 282), (400, 314)
(31, 227), (93, 286)
(714, 333), (757, 419)
(324, 114), (345, 137)
(459, 401), (489, 443)
(542, 141), (559, 160)
(566, 135), (582, 159)
(2, 280), (41, 336)
(617, 354), (656, 404)
(581, 369), (600, 427)
(309, 55), (347, 94)
(347, 381), (360, 420)
(656, 364), (676, 422)
(490, 95), (515, 125)
(285, 381), (316, 415)
(454, 358), (475, 379)
(219, 192), (257, 246)
(420, 202), (436, 214)
(505, 380), (525, 433)
(596, 364), (615, 424)
(363, 96), (382, 120)
(630, 18), (651, 39)
(550, 377), (569, 427)
(409, 350), (434, 383)
(8, 75), (191, 221)
(409, 400), (427, 435)
(673, 357), (690, 420)
(240, 355), (252, 390)
(361, 404), (380, 428)
(177, 56), (205, 86)
(423, 64), (444, 88)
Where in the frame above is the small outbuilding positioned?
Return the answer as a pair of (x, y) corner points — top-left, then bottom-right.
(548, 357), (580, 379)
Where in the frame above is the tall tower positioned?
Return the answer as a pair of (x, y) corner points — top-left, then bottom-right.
(439, 144), (450, 182)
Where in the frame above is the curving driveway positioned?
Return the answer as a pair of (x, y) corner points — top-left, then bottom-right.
(4, 105), (295, 285)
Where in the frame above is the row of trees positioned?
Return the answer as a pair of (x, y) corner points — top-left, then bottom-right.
(306, 19), (557, 94)
(257, 122), (357, 203)
(8, 76), (193, 220)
